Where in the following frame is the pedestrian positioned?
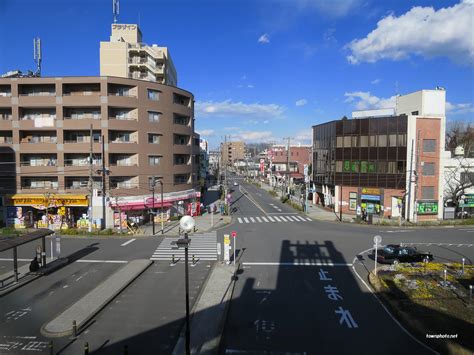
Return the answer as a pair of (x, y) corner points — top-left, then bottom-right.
(29, 256), (39, 272)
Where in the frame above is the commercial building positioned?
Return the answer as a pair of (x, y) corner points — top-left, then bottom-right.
(221, 141), (245, 166)
(268, 145), (311, 186)
(312, 89), (446, 221)
(0, 76), (199, 228)
(100, 24), (177, 86)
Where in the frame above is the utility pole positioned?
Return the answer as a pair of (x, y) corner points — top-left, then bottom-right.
(413, 130), (421, 224)
(151, 176), (156, 235)
(224, 135), (228, 214)
(100, 135), (108, 230)
(88, 124), (93, 233)
(407, 139), (415, 222)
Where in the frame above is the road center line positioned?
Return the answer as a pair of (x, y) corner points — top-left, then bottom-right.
(121, 238), (136, 247)
(239, 185), (268, 215)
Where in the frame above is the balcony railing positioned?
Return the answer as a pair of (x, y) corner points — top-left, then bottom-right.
(109, 116), (136, 121)
(20, 115), (56, 121)
(21, 183), (59, 189)
(0, 115), (12, 120)
(20, 160), (57, 167)
(64, 115), (101, 120)
(0, 137), (13, 144)
(64, 139), (101, 144)
(63, 91), (100, 96)
(21, 137), (57, 144)
(19, 92), (55, 97)
(65, 159), (102, 166)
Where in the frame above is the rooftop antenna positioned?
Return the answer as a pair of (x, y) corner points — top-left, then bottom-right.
(33, 37), (41, 77)
(113, 0), (119, 23)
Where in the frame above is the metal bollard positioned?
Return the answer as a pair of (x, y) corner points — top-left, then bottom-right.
(124, 345), (128, 355)
(192, 254), (195, 264)
(443, 269), (447, 287)
(84, 342), (89, 355)
(49, 341), (53, 355)
(462, 258), (465, 275)
(172, 254), (175, 264)
(470, 285), (473, 306)
(72, 320), (77, 338)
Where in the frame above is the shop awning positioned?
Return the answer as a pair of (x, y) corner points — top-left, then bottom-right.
(113, 201), (173, 211)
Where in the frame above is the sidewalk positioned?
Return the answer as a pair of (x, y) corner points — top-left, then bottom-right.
(141, 213), (231, 237)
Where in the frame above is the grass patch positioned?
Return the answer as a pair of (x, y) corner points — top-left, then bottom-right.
(268, 190), (278, 197)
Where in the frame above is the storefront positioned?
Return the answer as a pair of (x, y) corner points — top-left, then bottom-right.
(359, 188), (383, 215)
(5, 194), (88, 229)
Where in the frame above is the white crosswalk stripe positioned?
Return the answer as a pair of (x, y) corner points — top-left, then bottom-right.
(150, 233), (217, 261)
(237, 215), (312, 224)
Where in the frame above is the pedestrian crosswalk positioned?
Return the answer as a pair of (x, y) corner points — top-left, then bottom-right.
(150, 233), (217, 261)
(237, 215), (312, 224)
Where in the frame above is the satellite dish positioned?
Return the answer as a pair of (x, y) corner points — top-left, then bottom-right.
(180, 215), (195, 233)
(373, 235), (382, 245)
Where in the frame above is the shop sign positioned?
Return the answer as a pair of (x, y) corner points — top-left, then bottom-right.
(460, 194), (474, 207)
(349, 192), (357, 199)
(361, 188), (381, 195)
(361, 194), (381, 201)
(417, 200), (438, 215)
(9, 194), (88, 207)
(349, 199), (357, 210)
(343, 161), (351, 172)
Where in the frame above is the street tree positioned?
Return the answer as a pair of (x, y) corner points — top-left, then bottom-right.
(446, 119), (474, 157)
(444, 155), (474, 209)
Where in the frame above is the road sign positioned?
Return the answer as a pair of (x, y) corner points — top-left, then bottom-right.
(223, 234), (230, 263)
(231, 231), (237, 238)
(373, 235), (382, 245)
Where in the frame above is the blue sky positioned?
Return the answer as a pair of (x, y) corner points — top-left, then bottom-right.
(1, 0), (473, 149)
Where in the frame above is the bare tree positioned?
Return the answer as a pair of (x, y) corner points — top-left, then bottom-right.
(444, 155), (474, 209)
(446, 120), (474, 157)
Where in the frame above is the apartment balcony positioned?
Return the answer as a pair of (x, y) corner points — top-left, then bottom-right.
(18, 118), (56, 130)
(19, 142), (57, 153)
(62, 93), (101, 106)
(62, 119), (102, 130)
(19, 163), (58, 174)
(127, 44), (164, 60)
(63, 142), (102, 153)
(0, 95), (11, 106)
(109, 165), (139, 176)
(108, 118), (138, 130)
(18, 94), (56, 106)
(108, 141), (139, 154)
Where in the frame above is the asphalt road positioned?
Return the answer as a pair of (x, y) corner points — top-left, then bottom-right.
(219, 177), (474, 355)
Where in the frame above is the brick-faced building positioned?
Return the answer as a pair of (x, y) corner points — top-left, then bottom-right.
(312, 89), (446, 221)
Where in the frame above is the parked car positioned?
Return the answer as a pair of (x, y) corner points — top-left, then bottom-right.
(233, 181), (238, 186)
(372, 244), (433, 264)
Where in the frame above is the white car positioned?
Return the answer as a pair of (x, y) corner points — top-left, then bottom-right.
(233, 181), (238, 186)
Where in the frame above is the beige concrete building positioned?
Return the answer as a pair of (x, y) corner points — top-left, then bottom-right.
(0, 76), (199, 229)
(100, 24), (178, 86)
(221, 141), (245, 166)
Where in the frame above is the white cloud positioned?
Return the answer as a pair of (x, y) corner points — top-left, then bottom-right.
(371, 79), (381, 84)
(263, 120), (269, 124)
(344, 91), (396, 110)
(258, 33), (270, 44)
(293, 130), (312, 144)
(196, 129), (215, 137)
(295, 99), (308, 106)
(247, 84), (254, 88)
(235, 130), (275, 143)
(300, 0), (362, 18)
(196, 100), (285, 119)
(346, 1), (474, 66)
(446, 101), (474, 115)
(224, 126), (240, 131)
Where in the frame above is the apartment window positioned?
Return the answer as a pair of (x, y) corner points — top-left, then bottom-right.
(336, 137), (343, 148)
(174, 134), (189, 145)
(360, 136), (368, 147)
(422, 162), (435, 176)
(343, 136), (351, 147)
(351, 136), (359, 147)
(174, 174), (189, 184)
(423, 139), (436, 152)
(387, 161), (397, 174)
(148, 134), (160, 144)
(148, 111), (161, 122)
(421, 186), (435, 199)
(147, 89), (160, 101)
(174, 115), (190, 125)
(377, 161), (387, 173)
(148, 156), (161, 166)
(369, 135), (376, 147)
(174, 155), (189, 165)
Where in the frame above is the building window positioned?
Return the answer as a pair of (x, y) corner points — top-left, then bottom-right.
(388, 134), (397, 147)
(174, 134), (189, 145)
(336, 137), (343, 148)
(147, 89), (160, 101)
(369, 135), (376, 147)
(148, 111), (161, 122)
(397, 134), (407, 146)
(174, 174), (189, 184)
(377, 134), (387, 147)
(148, 134), (160, 144)
(174, 154), (189, 165)
(377, 161), (387, 173)
(352, 136), (359, 147)
(174, 115), (189, 125)
(387, 161), (397, 174)
(422, 162), (435, 176)
(148, 156), (161, 166)
(360, 136), (368, 147)
(421, 186), (435, 199)
(423, 139), (436, 152)
(343, 136), (351, 147)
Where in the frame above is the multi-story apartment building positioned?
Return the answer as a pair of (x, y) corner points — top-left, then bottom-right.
(268, 145), (311, 186)
(312, 89), (446, 221)
(0, 76), (198, 228)
(100, 24), (178, 86)
(221, 141), (245, 166)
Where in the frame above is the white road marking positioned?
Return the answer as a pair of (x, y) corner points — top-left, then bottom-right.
(294, 216), (305, 221)
(273, 216), (282, 222)
(0, 258), (128, 264)
(256, 217), (263, 223)
(238, 217), (243, 223)
(262, 217), (269, 222)
(279, 216), (289, 222)
(250, 217), (256, 223)
(305, 217), (312, 221)
(121, 238), (136, 246)
(268, 216), (275, 222)
(244, 217), (250, 223)
(243, 262), (353, 266)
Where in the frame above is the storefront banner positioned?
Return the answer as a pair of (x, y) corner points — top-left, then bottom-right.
(417, 200), (438, 215)
(8, 194), (88, 207)
(460, 194), (474, 207)
(361, 194), (381, 201)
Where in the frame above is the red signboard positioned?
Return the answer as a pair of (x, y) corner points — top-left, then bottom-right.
(231, 231), (237, 238)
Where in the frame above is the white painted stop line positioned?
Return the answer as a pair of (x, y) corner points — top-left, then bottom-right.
(121, 239), (136, 246)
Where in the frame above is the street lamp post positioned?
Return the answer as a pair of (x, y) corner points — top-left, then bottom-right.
(151, 176), (156, 235)
(159, 179), (164, 234)
(177, 215), (195, 355)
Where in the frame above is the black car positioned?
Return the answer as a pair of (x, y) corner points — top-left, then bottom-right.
(372, 244), (433, 264)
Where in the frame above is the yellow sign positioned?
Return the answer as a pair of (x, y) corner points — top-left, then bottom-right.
(8, 194), (88, 207)
(361, 188), (381, 195)
(224, 234), (230, 245)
